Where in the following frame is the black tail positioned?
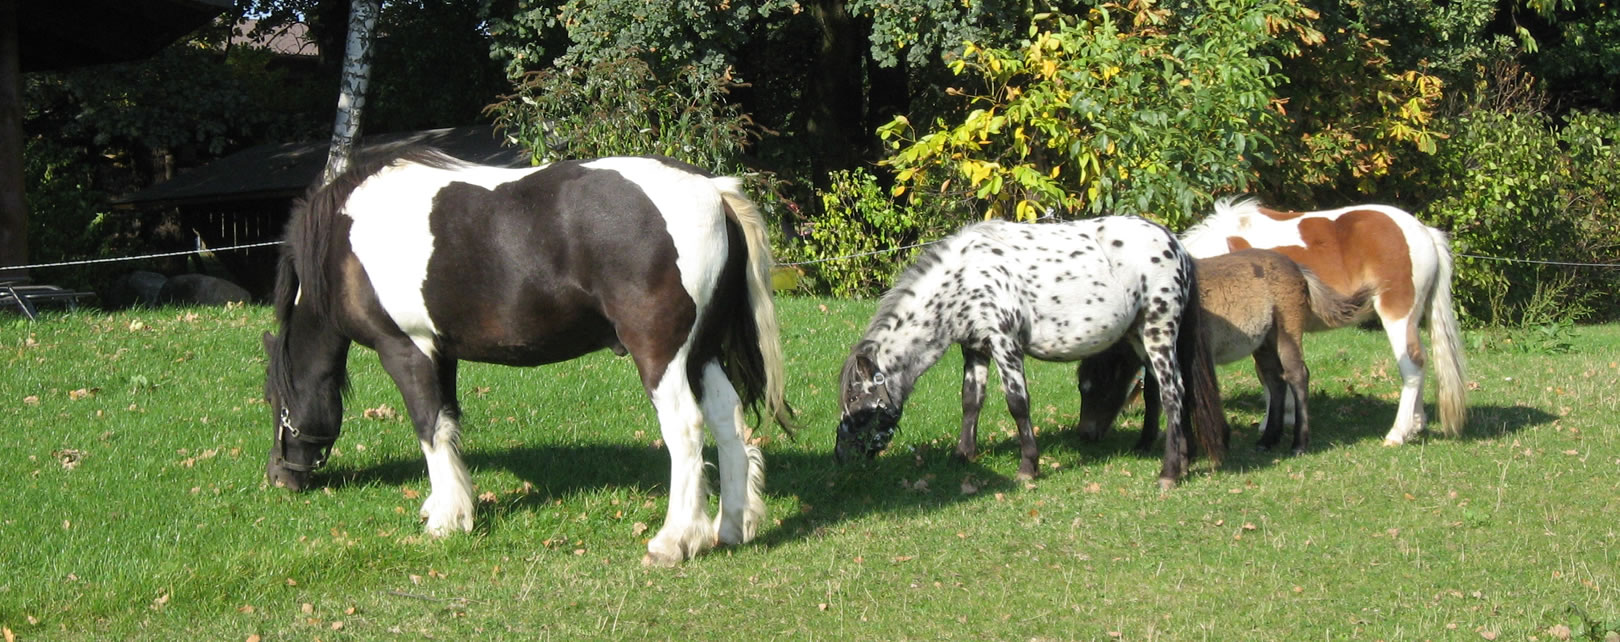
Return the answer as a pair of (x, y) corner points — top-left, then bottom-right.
(1177, 266), (1229, 465)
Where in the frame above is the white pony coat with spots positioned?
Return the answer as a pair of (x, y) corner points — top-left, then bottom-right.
(1180, 197), (1466, 444)
(837, 216), (1228, 487)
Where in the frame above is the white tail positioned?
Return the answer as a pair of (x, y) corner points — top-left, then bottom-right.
(1425, 226), (1468, 436)
(713, 177), (796, 433)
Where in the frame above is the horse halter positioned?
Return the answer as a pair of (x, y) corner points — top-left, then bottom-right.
(273, 407), (339, 473)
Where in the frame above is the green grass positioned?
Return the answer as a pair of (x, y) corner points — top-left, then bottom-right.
(3, 298), (1618, 639)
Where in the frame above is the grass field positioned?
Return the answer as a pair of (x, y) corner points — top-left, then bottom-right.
(3, 298), (1618, 640)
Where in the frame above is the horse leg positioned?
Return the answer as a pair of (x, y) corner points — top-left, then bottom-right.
(1276, 336), (1310, 455)
(376, 341), (474, 537)
(698, 361), (765, 548)
(643, 359), (716, 566)
(1381, 315), (1428, 445)
(1251, 344), (1288, 452)
(1135, 367), (1161, 454)
(989, 341), (1041, 480)
(1140, 334), (1187, 489)
(956, 346), (990, 461)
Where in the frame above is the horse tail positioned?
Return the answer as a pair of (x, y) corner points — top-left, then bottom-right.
(1177, 262), (1229, 466)
(1299, 267), (1373, 330)
(712, 177), (798, 436)
(1424, 226), (1468, 436)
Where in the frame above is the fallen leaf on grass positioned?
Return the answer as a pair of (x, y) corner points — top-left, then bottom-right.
(54, 449), (84, 470)
(363, 405), (398, 421)
(478, 491), (498, 504)
(632, 522), (649, 536)
(1547, 624), (1571, 640)
(402, 488), (420, 500)
(246, 636), (260, 642)
(68, 388), (97, 401)
(22, 395), (38, 406)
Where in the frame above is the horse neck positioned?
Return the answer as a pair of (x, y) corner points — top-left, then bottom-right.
(860, 295), (956, 405)
(271, 308), (353, 416)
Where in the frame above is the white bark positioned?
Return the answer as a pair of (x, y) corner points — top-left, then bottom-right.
(322, 0), (381, 185)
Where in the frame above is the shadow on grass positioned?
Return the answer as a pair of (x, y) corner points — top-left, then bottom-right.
(302, 390), (1554, 550)
(1036, 389), (1559, 473)
(312, 434), (1009, 549)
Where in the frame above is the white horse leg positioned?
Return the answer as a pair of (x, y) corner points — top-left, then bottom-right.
(645, 363), (716, 566)
(1382, 316), (1428, 445)
(699, 362), (765, 547)
(420, 410), (476, 536)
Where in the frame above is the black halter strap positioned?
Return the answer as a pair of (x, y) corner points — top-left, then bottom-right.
(274, 407), (339, 473)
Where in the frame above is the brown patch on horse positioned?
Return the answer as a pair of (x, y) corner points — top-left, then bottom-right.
(1252, 209), (1414, 323)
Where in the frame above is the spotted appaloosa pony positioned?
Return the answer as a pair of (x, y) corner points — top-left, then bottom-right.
(263, 149), (793, 566)
(1180, 197), (1466, 445)
(836, 216), (1228, 488)
(1076, 249), (1372, 455)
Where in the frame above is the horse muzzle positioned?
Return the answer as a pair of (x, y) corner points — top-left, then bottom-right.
(835, 407), (900, 463)
(265, 457), (313, 491)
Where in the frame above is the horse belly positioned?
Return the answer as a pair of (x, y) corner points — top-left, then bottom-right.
(1024, 297), (1134, 362)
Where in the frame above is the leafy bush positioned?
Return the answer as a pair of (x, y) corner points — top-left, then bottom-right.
(21, 138), (116, 290)
(1423, 107), (1620, 324)
(485, 56), (759, 171)
(778, 168), (933, 298)
(877, 2), (1320, 229)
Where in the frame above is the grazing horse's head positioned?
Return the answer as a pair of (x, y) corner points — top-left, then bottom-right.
(262, 331), (345, 491)
(835, 351), (902, 462)
(1075, 344), (1145, 440)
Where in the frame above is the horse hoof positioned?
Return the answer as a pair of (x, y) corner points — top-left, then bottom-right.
(1157, 477), (1176, 491)
(1382, 438), (1404, 447)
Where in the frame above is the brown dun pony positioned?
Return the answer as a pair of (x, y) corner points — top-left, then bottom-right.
(1180, 198), (1467, 445)
(1077, 249), (1371, 454)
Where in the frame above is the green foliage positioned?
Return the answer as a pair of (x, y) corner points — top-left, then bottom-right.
(780, 168), (931, 298)
(1261, 1), (1464, 203)
(20, 139), (119, 291)
(487, 0), (803, 79)
(878, 1), (1313, 229)
(1422, 106), (1620, 325)
(24, 43), (310, 158)
(848, 0), (1030, 71)
(484, 56), (760, 172)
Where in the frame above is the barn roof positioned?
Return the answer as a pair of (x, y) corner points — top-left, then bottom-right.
(113, 126), (533, 209)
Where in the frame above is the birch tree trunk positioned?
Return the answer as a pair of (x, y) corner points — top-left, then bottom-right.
(322, 0), (381, 185)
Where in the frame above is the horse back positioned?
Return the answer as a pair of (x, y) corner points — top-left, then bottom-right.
(336, 156), (732, 367)
(1194, 201), (1439, 321)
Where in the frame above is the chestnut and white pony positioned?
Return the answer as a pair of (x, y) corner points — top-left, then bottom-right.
(1181, 198), (1466, 445)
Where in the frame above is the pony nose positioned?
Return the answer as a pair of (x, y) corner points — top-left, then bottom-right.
(266, 460), (311, 491)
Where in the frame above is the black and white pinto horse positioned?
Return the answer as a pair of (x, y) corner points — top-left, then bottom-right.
(836, 217), (1228, 488)
(263, 149), (793, 566)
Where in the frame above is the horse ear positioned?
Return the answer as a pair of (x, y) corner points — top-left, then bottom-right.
(853, 353), (878, 379)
